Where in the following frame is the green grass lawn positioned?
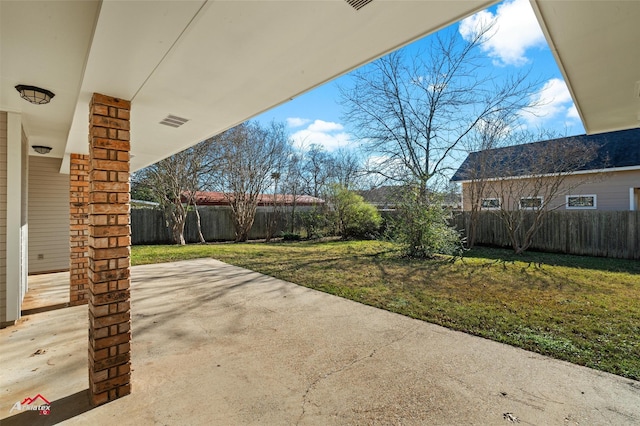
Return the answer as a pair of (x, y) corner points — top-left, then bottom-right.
(132, 240), (640, 380)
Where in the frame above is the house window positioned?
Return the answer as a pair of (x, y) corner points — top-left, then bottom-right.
(519, 197), (543, 210)
(566, 194), (597, 209)
(480, 198), (501, 209)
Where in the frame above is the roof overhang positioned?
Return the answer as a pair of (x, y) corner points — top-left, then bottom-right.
(2, 1), (639, 175)
(530, 0), (640, 135)
(1, 0), (497, 173)
(455, 165), (640, 185)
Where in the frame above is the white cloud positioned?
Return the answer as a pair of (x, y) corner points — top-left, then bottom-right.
(459, 0), (545, 66)
(286, 117), (311, 128)
(459, 10), (495, 43)
(290, 119), (352, 151)
(308, 119), (344, 133)
(520, 78), (577, 126)
(566, 104), (580, 120)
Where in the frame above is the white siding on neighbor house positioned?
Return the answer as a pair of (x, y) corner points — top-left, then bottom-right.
(28, 156), (69, 274)
(0, 112), (7, 324)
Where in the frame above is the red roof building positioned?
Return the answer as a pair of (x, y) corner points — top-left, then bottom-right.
(181, 191), (324, 207)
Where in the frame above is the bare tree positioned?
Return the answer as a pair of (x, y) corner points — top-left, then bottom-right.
(476, 137), (600, 254)
(462, 116), (515, 248)
(140, 142), (213, 244)
(339, 23), (540, 257)
(281, 152), (304, 233)
(330, 148), (363, 190)
(339, 23), (540, 198)
(300, 144), (334, 198)
(296, 144), (364, 197)
(208, 121), (291, 242)
(264, 171), (282, 242)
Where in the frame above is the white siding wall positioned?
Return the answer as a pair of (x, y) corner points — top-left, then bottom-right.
(28, 156), (69, 273)
(0, 112), (7, 324)
(21, 128), (28, 296)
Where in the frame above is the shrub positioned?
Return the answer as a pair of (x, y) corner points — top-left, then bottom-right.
(297, 207), (331, 239)
(387, 188), (464, 258)
(281, 232), (302, 241)
(330, 185), (382, 239)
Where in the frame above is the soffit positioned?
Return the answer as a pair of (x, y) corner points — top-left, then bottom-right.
(0, 0), (100, 156)
(531, 0), (640, 135)
(4, 1), (639, 174)
(64, 0), (497, 172)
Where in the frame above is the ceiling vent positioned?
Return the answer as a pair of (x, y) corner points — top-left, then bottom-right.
(159, 114), (189, 128)
(344, 0), (373, 11)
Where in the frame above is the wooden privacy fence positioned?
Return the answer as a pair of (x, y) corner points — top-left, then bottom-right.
(452, 211), (640, 260)
(132, 206), (292, 245)
(133, 207), (640, 259)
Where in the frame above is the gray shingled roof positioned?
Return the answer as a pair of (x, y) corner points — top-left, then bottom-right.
(451, 128), (640, 182)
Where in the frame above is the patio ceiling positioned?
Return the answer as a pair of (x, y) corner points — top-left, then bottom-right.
(1, 1), (639, 174)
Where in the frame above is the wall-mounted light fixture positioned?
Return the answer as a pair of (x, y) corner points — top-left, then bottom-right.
(15, 85), (55, 105)
(32, 145), (52, 155)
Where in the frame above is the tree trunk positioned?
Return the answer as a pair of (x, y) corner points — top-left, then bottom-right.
(166, 202), (187, 245)
(192, 203), (206, 243)
(171, 218), (186, 245)
(233, 205), (253, 242)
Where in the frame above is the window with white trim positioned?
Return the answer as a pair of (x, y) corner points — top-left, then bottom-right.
(566, 194), (597, 209)
(519, 197), (543, 210)
(480, 198), (501, 209)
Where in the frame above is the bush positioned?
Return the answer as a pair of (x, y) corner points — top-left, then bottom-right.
(297, 207), (331, 239)
(330, 185), (382, 239)
(387, 188), (464, 258)
(281, 232), (301, 241)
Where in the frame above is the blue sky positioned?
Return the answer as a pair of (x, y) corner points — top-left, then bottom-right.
(255, 0), (585, 152)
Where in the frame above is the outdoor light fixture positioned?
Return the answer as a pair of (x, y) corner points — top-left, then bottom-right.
(32, 145), (52, 155)
(15, 85), (55, 105)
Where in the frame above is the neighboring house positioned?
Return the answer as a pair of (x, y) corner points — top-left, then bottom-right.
(182, 191), (324, 208)
(451, 129), (640, 212)
(131, 199), (160, 209)
(358, 185), (462, 211)
(357, 186), (403, 211)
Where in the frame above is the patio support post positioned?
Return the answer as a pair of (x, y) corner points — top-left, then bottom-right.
(87, 93), (132, 406)
(70, 154), (89, 305)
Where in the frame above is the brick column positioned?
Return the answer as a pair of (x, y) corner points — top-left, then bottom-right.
(70, 154), (89, 305)
(88, 93), (131, 406)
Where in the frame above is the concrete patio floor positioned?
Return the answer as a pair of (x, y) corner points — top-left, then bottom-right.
(1, 259), (639, 425)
